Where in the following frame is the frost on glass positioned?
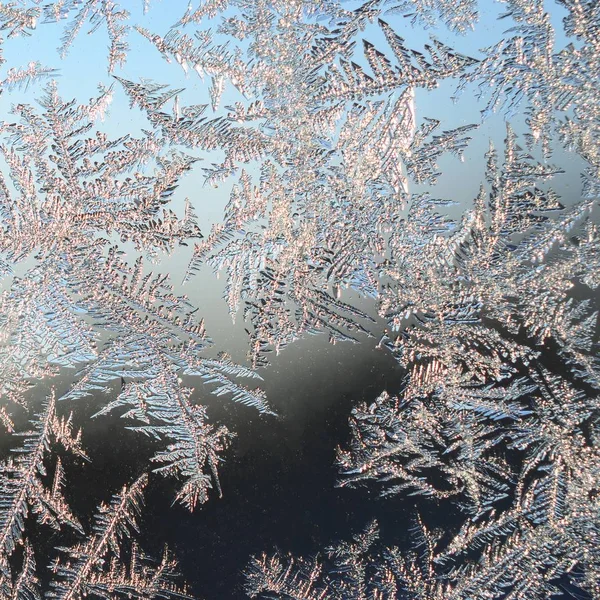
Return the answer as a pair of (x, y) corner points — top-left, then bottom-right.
(0, 0), (599, 598)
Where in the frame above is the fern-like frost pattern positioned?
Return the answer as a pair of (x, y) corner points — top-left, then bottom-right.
(0, 0), (598, 598)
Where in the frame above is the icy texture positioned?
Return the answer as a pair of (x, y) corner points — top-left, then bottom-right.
(48, 474), (193, 600)
(0, 394), (84, 576)
(0, 0), (598, 598)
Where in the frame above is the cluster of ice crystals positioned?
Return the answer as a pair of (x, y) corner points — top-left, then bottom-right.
(0, 0), (598, 597)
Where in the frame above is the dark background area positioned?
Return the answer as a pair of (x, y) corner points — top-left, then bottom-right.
(146, 340), (408, 599)
(29, 337), (414, 599)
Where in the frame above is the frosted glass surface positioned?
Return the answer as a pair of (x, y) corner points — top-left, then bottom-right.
(0, 1), (598, 598)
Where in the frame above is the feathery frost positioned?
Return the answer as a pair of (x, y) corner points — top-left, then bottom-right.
(0, 0), (598, 597)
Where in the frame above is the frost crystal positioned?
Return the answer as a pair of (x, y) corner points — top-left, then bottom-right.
(48, 474), (194, 600)
(0, 0), (599, 598)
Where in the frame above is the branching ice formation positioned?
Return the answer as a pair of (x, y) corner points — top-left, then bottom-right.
(0, 0), (598, 597)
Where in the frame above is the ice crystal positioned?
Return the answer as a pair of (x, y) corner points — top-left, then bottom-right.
(48, 474), (195, 600)
(0, 543), (40, 600)
(0, 78), (269, 511)
(255, 362), (600, 599)
(42, 0), (131, 73)
(245, 520), (384, 600)
(131, 4), (481, 364)
(0, 0), (599, 598)
(0, 4), (39, 38)
(0, 393), (84, 577)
